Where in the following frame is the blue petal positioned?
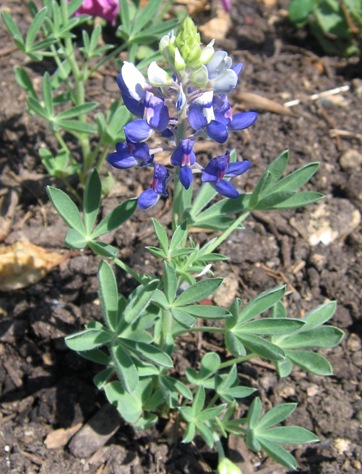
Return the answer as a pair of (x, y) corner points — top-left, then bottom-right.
(202, 155), (228, 182)
(231, 63), (243, 77)
(138, 189), (160, 210)
(148, 102), (169, 131)
(206, 121), (228, 143)
(144, 92), (170, 131)
(170, 146), (183, 166)
(214, 180), (239, 198)
(153, 163), (169, 195)
(179, 166), (193, 189)
(125, 120), (152, 143)
(229, 111), (258, 130)
(201, 170), (218, 183)
(226, 161), (252, 177)
(131, 142), (153, 166)
(116, 73), (145, 116)
(188, 103), (208, 130)
(122, 92), (145, 117)
(107, 146), (138, 169)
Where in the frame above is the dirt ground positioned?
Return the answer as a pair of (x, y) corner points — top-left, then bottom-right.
(0, 0), (361, 473)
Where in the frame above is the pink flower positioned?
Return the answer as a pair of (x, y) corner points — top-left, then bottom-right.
(221, 0), (231, 13)
(76, 0), (119, 25)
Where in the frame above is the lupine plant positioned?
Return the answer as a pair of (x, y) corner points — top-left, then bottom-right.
(45, 17), (343, 472)
(1, 0), (180, 196)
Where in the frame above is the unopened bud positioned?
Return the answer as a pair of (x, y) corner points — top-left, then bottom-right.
(190, 65), (208, 87)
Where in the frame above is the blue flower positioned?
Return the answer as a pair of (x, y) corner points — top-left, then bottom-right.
(201, 152), (251, 198)
(170, 139), (196, 189)
(123, 92), (170, 143)
(107, 140), (153, 169)
(189, 93), (257, 144)
(116, 62), (148, 116)
(138, 163), (170, 210)
(117, 63), (170, 136)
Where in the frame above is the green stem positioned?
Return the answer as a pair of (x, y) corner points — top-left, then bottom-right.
(60, 0), (91, 184)
(214, 436), (225, 461)
(111, 256), (145, 284)
(95, 145), (110, 173)
(207, 209), (251, 253)
(219, 352), (257, 369)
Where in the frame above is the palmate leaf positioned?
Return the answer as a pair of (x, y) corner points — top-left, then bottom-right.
(65, 327), (112, 351)
(186, 352), (221, 385)
(64, 228), (87, 249)
(92, 198), (137, 238)
(163, 261), (178, 304)
(286, 350), (333, 376)
(111, 343), (138, 393)
(98, 261), (119, 331)
(104, 378), (153, 424)
(271, 300), (343, 376)
(83, 168), (101, 234)
(121, 339), (173, 368)
(233, 286), (286, 324)
(174, 278), (223, 306)
(249, 150), (322, 211)
(245, 398), (318, 470)
(123, 280), (158, 324)
(47, 186), (85, 234)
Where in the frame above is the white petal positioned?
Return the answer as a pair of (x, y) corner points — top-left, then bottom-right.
(148, 62), (173, 86)
(212, 69), (238, 93)
(122, 61), (147, 100)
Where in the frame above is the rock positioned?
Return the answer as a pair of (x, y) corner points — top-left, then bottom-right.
(339, 149), (362, 172)
(68, 404), (122, 458)
(213, 271), (238, 308)
(44, 423), (82, 449)
(290, 198), (361, 246)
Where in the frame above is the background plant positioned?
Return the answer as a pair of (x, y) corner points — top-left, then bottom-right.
(46, 17), (344, 471)
(289, 0), (362, 57)
(1, 0), (181, 196)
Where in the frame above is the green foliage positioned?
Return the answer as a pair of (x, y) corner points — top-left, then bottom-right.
(117, 0), (182, 66)
(249, 150), (323, 211)
(289, 0), (362, 56)
(47, 169), (137, 259)
(245, 398), (318, 469)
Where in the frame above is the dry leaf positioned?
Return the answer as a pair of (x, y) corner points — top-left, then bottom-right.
(44, 423), (83, 450)
(236, 91), (296, 116)
(0, 242), (67, 291)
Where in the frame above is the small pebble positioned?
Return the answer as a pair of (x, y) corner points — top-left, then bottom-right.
(339, 149), (362, 172)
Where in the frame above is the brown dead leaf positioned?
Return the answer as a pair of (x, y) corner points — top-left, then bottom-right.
(0, 242), (68, 291)
(199, 10), (231, 41)
(44, 423), (82, 450)
(236, 91), (297, 117)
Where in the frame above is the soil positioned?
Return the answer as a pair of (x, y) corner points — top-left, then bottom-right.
(0, 1), (361, 473)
